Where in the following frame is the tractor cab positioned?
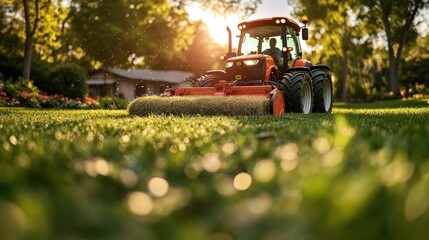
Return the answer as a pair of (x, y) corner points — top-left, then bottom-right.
(224, 17), (308, 83)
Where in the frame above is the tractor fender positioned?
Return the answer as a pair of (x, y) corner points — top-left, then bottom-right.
(310, 64), (331, 73)
(285, 67), (312, 76)
(265, 65), (279, 81)
(292, 59), (313, 68)
(206, 70), (227, 78)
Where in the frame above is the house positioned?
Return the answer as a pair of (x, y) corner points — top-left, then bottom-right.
(88, 68), (194, 100)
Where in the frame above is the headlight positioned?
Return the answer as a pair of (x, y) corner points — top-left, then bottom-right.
(225, 62), (234, 68)
(243, 60), (260, 66)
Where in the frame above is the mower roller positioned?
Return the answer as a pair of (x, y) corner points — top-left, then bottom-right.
(128, 16), (333, 116)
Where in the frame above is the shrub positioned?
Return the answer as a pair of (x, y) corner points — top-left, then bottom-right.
(2, 78), (41, 108)
(48, 63), (88, 100)
(31, 59), (51, 92)
(0, 52), (21, 81)
(0, 78), (100, 109)
(98, 97), (129, 109)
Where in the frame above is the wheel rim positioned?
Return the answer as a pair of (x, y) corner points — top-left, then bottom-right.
(302, 80), (312, 114)
(323, 78), (332, 111)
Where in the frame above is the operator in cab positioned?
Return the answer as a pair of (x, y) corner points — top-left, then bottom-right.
(264, 38), (282, 66)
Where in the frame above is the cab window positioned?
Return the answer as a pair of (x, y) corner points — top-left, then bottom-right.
(286, 27), (299, 60)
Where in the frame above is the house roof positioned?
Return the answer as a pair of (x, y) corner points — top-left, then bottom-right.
(89, 68), (194, 84)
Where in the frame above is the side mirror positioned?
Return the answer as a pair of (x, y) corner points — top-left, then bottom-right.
(302, 27), (308, 41)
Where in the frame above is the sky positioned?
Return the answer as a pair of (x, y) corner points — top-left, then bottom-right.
(186, 0), (295, 46)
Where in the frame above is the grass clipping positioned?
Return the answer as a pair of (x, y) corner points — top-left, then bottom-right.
(128, 96), (271, 116)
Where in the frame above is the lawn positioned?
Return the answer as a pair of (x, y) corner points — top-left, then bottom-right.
(0, 99), (428, 240)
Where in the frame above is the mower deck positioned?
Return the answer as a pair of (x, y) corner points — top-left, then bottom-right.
(174, 80), (272, 97)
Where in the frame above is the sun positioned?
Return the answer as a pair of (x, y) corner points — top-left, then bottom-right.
(186, 4), (241, 46)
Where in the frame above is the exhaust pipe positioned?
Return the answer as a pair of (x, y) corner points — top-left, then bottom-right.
(227, 26), (232, 54)
(223, 26), (236, 60)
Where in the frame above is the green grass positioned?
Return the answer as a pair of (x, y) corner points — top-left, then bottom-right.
(334, 97), (429, 109)
(1, 99), (429, 240)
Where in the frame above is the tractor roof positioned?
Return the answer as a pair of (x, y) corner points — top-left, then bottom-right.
(238, 17), (301, 32)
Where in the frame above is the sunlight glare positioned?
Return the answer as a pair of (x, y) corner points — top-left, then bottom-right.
(187, 3), (240, 46)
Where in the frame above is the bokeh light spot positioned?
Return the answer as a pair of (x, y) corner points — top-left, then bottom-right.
(246, 194), (272, 214)
(202, 153), (221, 173)
(148, 177), (169, 197)
(253, 159), (276, 182)
(120, 135), (130, 143)
(221, 142), (236, 155)
(94, 158), (110, 176)
(9, 135), (18, 145)
(405, 180), (429, 221)
(234, 172), (252, 191)
(213, 174), (235, 196)
(379, 157), (414, 187)
(127, 192), (153, 216)
(119, 169), (138, 187)
(312, 137), (331, 154)
(275, 143), (299, 161)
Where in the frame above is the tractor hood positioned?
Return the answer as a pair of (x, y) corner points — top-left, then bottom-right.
(225, 54), (276, 82)
(227, 54), (267, 61)
(225, 54), (274, 68)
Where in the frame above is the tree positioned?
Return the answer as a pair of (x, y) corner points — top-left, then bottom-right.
(401, 33), (429, 91)
(2, 0), (66, 79)
(68, 0), (194, 68)
(289, 0), (374, 100)
(359, 0), (428, 96)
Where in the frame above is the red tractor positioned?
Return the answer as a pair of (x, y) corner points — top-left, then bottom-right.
(171, 16), (333, 115)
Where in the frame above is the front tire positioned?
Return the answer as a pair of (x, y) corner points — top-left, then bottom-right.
(282, 71), (314, 114)
(311, 69), (333, 113)
(194, 71), (226, 87)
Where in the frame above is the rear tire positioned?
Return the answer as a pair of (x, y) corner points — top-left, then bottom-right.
(282, 71), (314, 114)
(311, 69), (333, 113)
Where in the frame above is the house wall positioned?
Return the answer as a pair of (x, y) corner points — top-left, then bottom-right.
(117, 80), (136, 100)
(147, 82), (160, 96)
(88, 70), (179, 100)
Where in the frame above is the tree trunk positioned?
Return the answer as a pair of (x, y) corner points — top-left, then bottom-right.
(22, 0), (39, 80)
(342, 51), (348, 101)
(23, 35), (33, 80)
(389, 57), (400, 96)
(379, 0), (421, 96)
(341, 14), (350, 101)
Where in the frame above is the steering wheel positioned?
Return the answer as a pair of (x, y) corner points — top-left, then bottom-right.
(263, 49), (272, 55)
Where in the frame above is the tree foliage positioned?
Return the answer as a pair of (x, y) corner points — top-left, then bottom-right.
(289, 0), (429, 100)
(0, 0), (260, 80)
(68, 0), (191, 68)
(357, 0), (429, 96)
(290, 0), (375, 100)
(149, 21), (224, 75)
(172, 0), (262, 17)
